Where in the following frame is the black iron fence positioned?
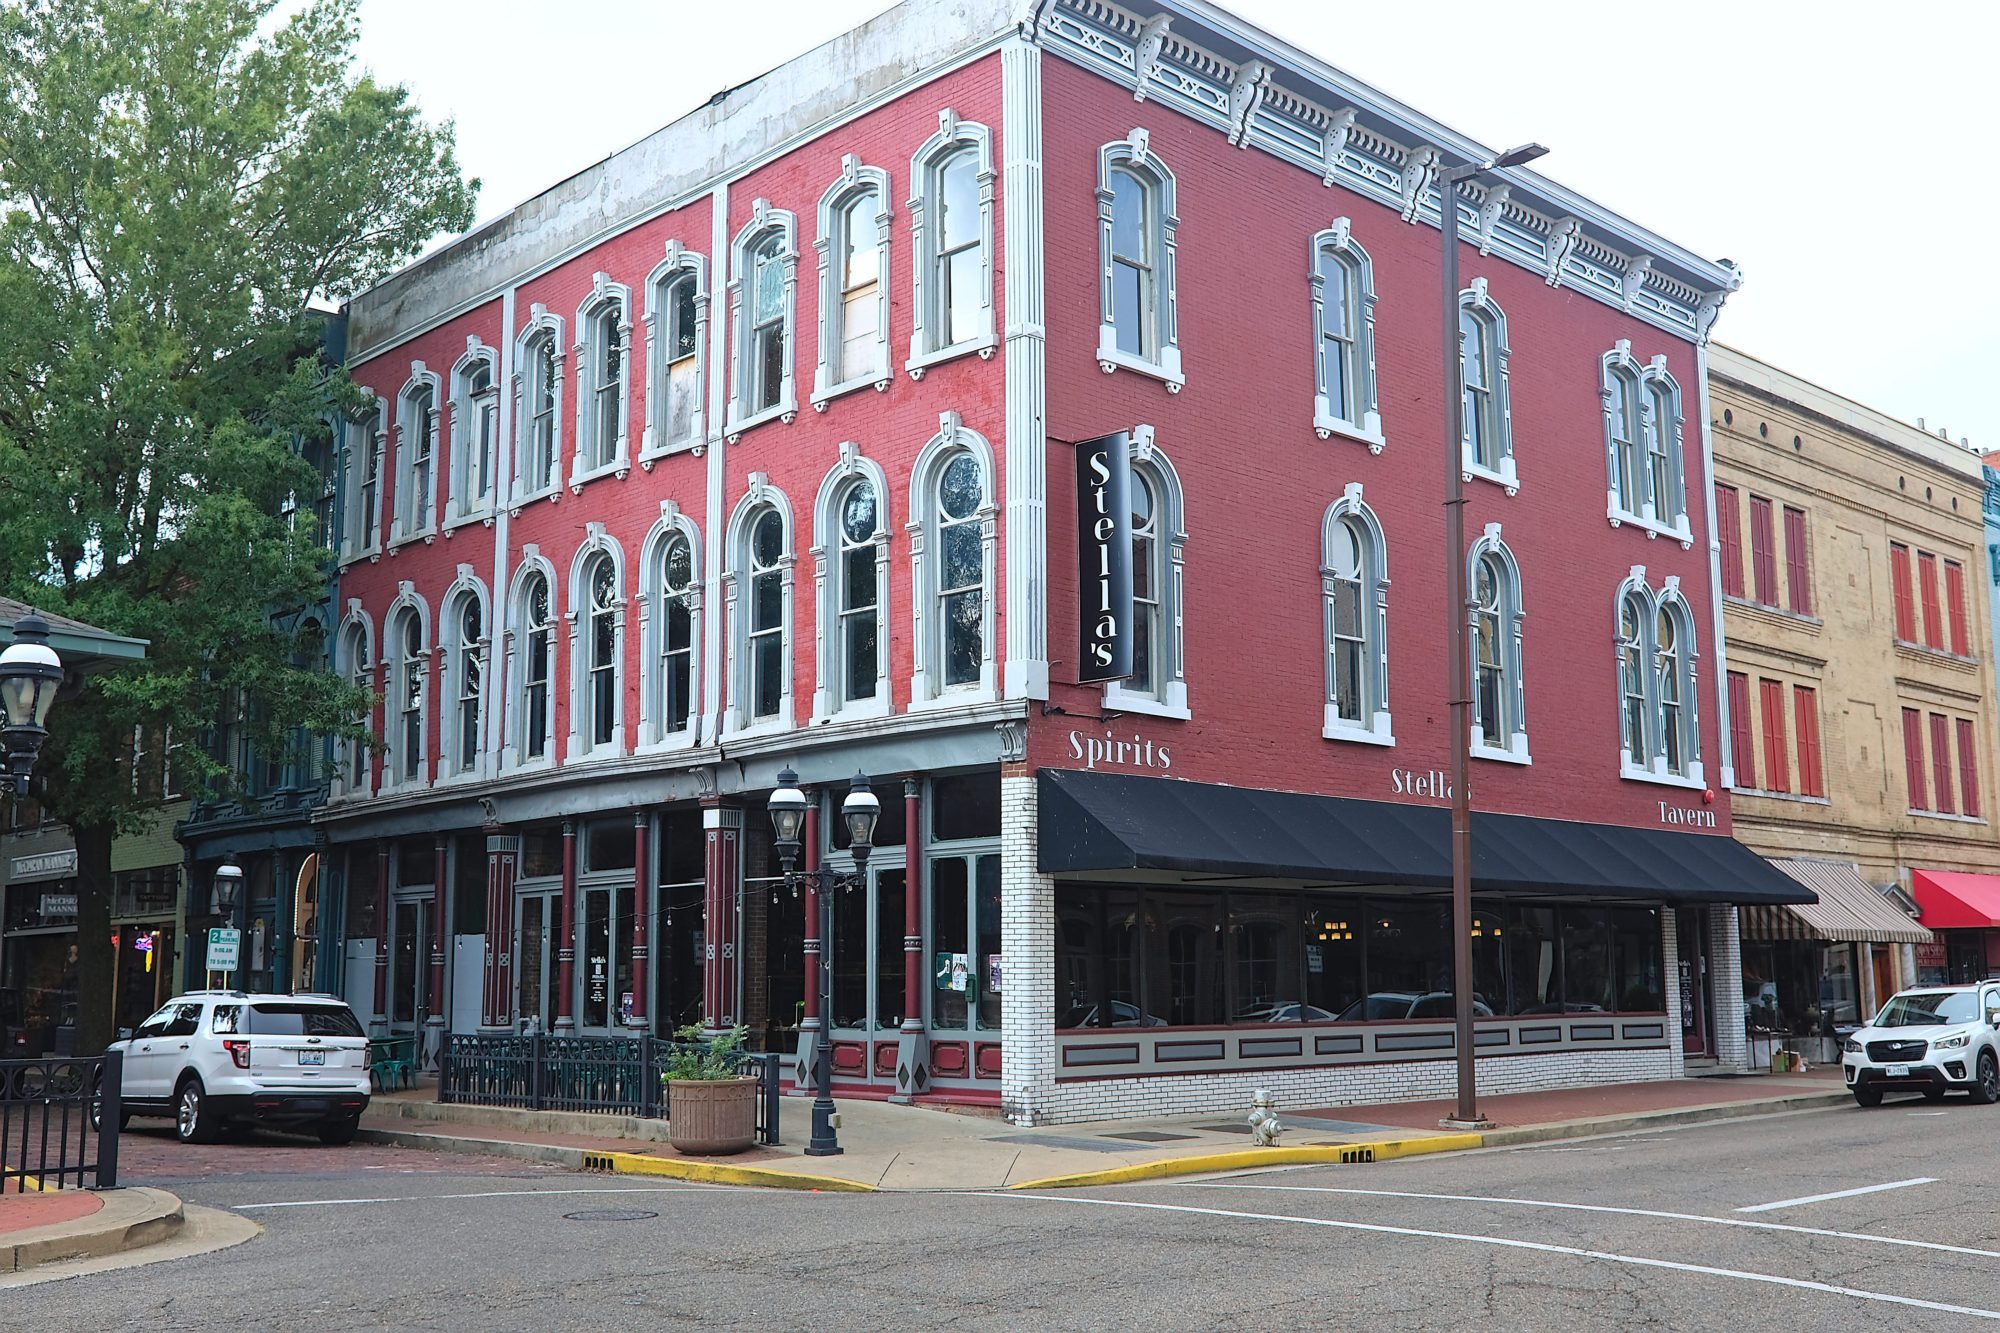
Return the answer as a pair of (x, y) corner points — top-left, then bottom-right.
(1, 1050), (120, 1192)
(438, 1034), (780, 1146)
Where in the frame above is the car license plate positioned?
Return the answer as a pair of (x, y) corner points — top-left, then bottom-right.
(1887, 1063), (1910, 1078)
(298, 1050), (326, 1066)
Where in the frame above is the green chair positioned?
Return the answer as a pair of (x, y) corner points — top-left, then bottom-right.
(371, 1036), (414, 1092)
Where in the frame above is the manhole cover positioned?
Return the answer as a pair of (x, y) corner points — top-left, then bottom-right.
(563, 1209), (659, 1222)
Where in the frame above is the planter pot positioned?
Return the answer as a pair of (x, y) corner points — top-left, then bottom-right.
(667, 1076), (759, 1155)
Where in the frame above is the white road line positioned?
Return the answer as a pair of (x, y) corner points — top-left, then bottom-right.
(1170, 1183), (2000, 1260)
(1736, 1178), (1936, 1214)
(232, 1185), (726, 1210)
(984, 1193), (2000, 1322)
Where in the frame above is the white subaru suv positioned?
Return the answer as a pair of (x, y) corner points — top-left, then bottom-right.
(107, 991), (372, 1144)
(1841, 981), (2000, 1107)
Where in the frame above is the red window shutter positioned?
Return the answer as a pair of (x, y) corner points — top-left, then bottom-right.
(1782, 506), (1810, 615)
(1958, 717), (1981, 818)
(1749, 497), (1776, 605)
(1792, 687), (1823, 798)
(1716, 485), (1745, 599)
(1759, 678), (1789, 793)
(1903, 708), (1928, 810)
(1945, 561), (1969, 655)
(1918, 551), (1943, 649)
(1727, 671), (1755, 789)
(1930, 713), (1955, 814)
(1890, 543), (1915, 642)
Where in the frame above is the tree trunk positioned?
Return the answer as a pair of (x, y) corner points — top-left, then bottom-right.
(73, 823), (116, 1055)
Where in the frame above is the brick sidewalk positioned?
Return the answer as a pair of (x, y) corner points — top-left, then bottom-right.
(0, 1189), (102, 1235)
(1313, 1068), (1844, 1131)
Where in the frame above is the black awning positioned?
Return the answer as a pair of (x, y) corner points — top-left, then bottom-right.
(1038, 769), (1814, 907)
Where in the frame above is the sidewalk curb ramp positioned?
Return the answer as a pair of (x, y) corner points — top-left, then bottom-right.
(3, 1188), (184, 1275)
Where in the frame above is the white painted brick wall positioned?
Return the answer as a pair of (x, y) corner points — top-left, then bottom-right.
(1000, 774), (1057, 1125)
(1661, 908), (1686, 1067)
(1710, 904), (1749, 1069)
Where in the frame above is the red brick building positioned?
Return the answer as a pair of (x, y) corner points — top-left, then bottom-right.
(316, 0), (1805, 1123)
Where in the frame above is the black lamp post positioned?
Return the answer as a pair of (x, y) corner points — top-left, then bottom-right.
(212, 861), (245, 992)
(0, 612), (64, 798)
(769, 767), (878, 1157)
(1439, 142), (1547, 1131)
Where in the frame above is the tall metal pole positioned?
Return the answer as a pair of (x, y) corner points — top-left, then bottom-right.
(1440, 166), (1484, 1130)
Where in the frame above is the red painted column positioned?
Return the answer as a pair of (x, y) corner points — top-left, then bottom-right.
(428, 835), (447, 1018)
(371, 843), (390, 1030)
(483, 826), (520, 1031)
(700, 798), (743, 1032)
(554, 818), (577, 1033)
(628, 811), (649, 1030)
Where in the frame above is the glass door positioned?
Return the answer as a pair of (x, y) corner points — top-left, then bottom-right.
(1676, 907), (1710, 1058)
(928, 853), (1002, 1041)
(389, 899), (430, 1033)
(578, 884), (634, 1032)
(827, 862), (906, 1084)
(515, 892), (556, 1032)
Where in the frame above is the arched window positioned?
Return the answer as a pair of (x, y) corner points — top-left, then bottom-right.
(726, 485), (794, 733)
(338, 617), (373, 793)
(1094, 132), (1181, 387)
(1309, 221), (1381, 446)
(643, 245), (708, 457)
(1646, 376), (1685, 528)
(1104, 432), (1189, 719)
(839, 482), (882, 700)
(814, 161), (891, 403)
(814, 454), (890, 720)
(1602, 344), (1688, 538)
(574, 277), (631, 480)
(396, 372), (439, 540)
(1607, 364), (1642, 515)
(907, 111), (995, 370)
(516, 570), (555, 762)
(748, 511), (785, 721)
(1322, 487), (1391, 743)
(1613, 576), (1703, 785)
(344, 400), (384, 558)
(936, 458), (983, 688)
(446, 590), (485, 776)
(653, 528), (698, 740)
(449, 347), (497, 522)
(908, 418), (996, 704)
(1457, 280), (1516, 491)
(391, 605), (427, 785)
(727, 203), (798, 434)
(1657, 603), (1688, 776)
(1617, 590), (1650, 766)
(518, 325), (562, 496)
(577, 551), (622, 752)
(1467, 529), (1527, 762)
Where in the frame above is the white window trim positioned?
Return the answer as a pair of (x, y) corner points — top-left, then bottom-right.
(812, 441), (893, 722)
(722, 475), (797, 739)
(1322, 482), (1393, 745)
(334, 601), (375, 799)
(501, 548), (560, 772)
(907, 411), (999, 709)
(565, 525), (629, 761)
(640, 241), (710, 463)
(906, 109), (998, 377)
(340, 394), (388, 565)
(812, 156), (893, 409)
(1467, 523), (1528, 763)
(1459, 278), (1518, 495)
(1094, 129), (1183, 393)
(390, 365), (442, 548)
(1309, 218), (1383, 450)
(725, 199), (800, 441)
(1612, 569), (1705, 788)
(635, 499), (704, 751)
(445, 338), (498, 531)
(437, 567), (492, 785)
(1104, 425), (1190, 720)
(569, 273), (634, 491)
(510, 306), (566, 510)
(1601, 341), (1693, 547)
(381, 581), (431, 791)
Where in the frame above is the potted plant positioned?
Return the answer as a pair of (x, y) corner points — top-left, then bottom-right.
(663, 1023), (758, 1156)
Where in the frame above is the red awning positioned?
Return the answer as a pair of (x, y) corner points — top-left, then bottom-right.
(1910, 870), (2000, 930)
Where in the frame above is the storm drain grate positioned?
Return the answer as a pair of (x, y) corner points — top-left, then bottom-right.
(563, 1209), (660, 1222)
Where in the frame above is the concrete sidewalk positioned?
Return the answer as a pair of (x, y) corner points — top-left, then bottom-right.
(1, 1186), (184, 1274)
(361, 1067), (1854, 1192)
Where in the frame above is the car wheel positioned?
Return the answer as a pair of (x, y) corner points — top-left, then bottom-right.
(315, 1118), (359, 1146)
(1852, 1084), (1883, 1107)
(1972, 1053), (2000, 1106)
(175, 1077), (219, 1144)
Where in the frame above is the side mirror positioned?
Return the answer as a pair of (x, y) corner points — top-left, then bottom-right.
(116, 1027), (133, 1041)
(1987, 1009), (2000, 1027)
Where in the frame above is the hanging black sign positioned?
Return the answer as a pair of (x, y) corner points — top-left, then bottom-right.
(1076, 431), (1134, 684)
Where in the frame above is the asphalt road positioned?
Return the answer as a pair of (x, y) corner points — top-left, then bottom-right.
(12, 1095), (1999, 1331)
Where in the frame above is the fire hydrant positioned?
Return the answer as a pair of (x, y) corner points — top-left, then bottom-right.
(1248, 1089), (1282, 1147)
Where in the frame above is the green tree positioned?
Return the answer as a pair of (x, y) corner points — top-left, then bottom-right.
(0, 0), (476, 1051)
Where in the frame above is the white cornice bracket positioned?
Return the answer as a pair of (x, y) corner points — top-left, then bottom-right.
(1399, 146), (1441, 223)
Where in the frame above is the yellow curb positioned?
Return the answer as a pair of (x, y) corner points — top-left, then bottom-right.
(1007, 1133), (1485, 1191)
(590, 1149), (878, 1192)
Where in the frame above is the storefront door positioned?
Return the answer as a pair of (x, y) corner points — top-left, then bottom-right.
(515, 892), (557, 1032)
(1870, 948), (1894, 1017)
(927, 852), (1002, 1078)
(388, 898), (429, 1034)
(1676, 908), (1711, 1058)
(578, 885), (633, 1033)
(828, 862), (905, 1085)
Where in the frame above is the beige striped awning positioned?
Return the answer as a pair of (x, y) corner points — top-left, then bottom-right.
(1739, 859), (1933, 945)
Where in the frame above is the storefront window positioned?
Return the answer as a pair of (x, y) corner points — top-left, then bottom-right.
(1561, 907), (1614, 1012)
(1302, 906), (1363, 1019)
(1505, 906), (1561, 1014)
(931, 773), (1000, 842)
(1612, 907), (1663, 1012)
(452, 835), (486, 936)
(1149, 894), (1223, 1026)
(1230, 894), (1301, 1022)
(585, 819), (636, 874)
(520, 826), (563, 880)
(1367, 903), (1447, 1010)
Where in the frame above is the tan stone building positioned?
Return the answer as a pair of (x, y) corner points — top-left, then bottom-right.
(1708, 346), (1998, 1050)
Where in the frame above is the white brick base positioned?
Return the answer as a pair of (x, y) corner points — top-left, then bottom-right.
(1000, 773), (1058, 1125)
(1709, 904), (1748, 1070)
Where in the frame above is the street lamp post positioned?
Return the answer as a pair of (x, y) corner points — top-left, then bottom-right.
(0, 612), (65, 797)
(769, 768), (880, 1157)
(212, 861), (245, 992)
(1440, 143), (1547, 1132)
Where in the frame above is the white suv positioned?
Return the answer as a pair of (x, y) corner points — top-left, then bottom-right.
(1841, 981), (2000, 1107)
(107, 991), (372, 1144)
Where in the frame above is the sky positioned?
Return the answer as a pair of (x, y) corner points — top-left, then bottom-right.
(345, 0), (1999, 453)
